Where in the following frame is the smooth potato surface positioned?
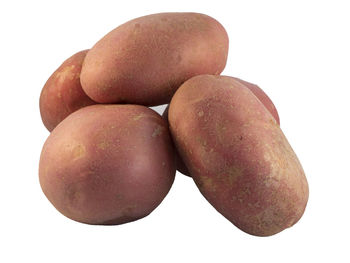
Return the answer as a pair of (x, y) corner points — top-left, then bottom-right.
(169, 75), (308, 236)
(39, 105), (175, 225)
(163, 77), (280, 176)
(81, 12), (228, 106)
(39, 50), (95, 131)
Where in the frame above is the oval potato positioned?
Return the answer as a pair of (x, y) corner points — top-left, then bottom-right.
(39, 105), (175, 225)
(81, 12), (228, 106)
(169, 75), (308, 236)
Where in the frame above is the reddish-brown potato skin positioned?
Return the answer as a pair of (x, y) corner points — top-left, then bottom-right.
(233, 78), (280, 125)
(169, 75), (308, 236)
(39, 105), (175, 225)
(81, 12), (229, 106)
(162, 106), (190, 176)
(39, 50), (96, 131)
(163, 78), (280, 176)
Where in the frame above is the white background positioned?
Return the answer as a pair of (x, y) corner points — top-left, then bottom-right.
(1, 0), (349, 262)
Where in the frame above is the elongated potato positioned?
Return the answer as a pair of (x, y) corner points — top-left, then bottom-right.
(169, 75), (308, 236)
(163, 77), (280, 176)
(81, 12), (228, 106)
(40, 50), (95, 131)
(39, 105), (175, 225)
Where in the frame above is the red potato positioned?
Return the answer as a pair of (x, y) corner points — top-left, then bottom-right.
(39, 50), (96, 131)
(81, 12), (229, 106)
(169, 75), (308, 236)
(39, 105), (175, 225)
(232, 78), (280, 125)
(163, 77), (280, 176)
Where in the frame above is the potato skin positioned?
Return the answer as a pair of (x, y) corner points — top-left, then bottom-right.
(39, 105), (175, 225)
(81, 12), (228, 106)
(39, 50), (96, 131)
(163, 77), (280, 176)
(169, 75), (308, 236)
(232, 78), (280, 125)
(162, 106), (190, 176)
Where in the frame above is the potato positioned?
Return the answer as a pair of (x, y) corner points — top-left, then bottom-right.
(39, 105), (175, 225)
(80, 12), (228, 106)
(163, 77), (280, 176)
(232, 77), (280, 125)
(39, 50), (96, 131)
(169, 75), (308, 236)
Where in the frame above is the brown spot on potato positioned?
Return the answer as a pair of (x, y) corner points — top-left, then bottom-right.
(198, 176), (217, 192)
(65, 182), (86, 213)
(72, 144), (86, 160)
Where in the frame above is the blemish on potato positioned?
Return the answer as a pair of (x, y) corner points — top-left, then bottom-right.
(122, 204), (138, 216)
(152, 125), (164, 137)
(65, 183), (85, 212)
(70, 189), (82, 205)
(56, 65), (76, 84)
(269, 118), (277, 125)
(72, 144), (86, 160)
(133, 113), (144, 120)
(226, 167), (243, 186)
(254, 201), (261, 208)
(198, 176), (217, 192)
(42, 165), (50, 178)
(263, 175), (280, 188)
(244, 187), (251, 195)
(133, 23), (142, 34)
(97, 141), (109, 150)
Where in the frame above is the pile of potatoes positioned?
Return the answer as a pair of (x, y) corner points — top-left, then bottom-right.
(39, 12), (308, 236)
